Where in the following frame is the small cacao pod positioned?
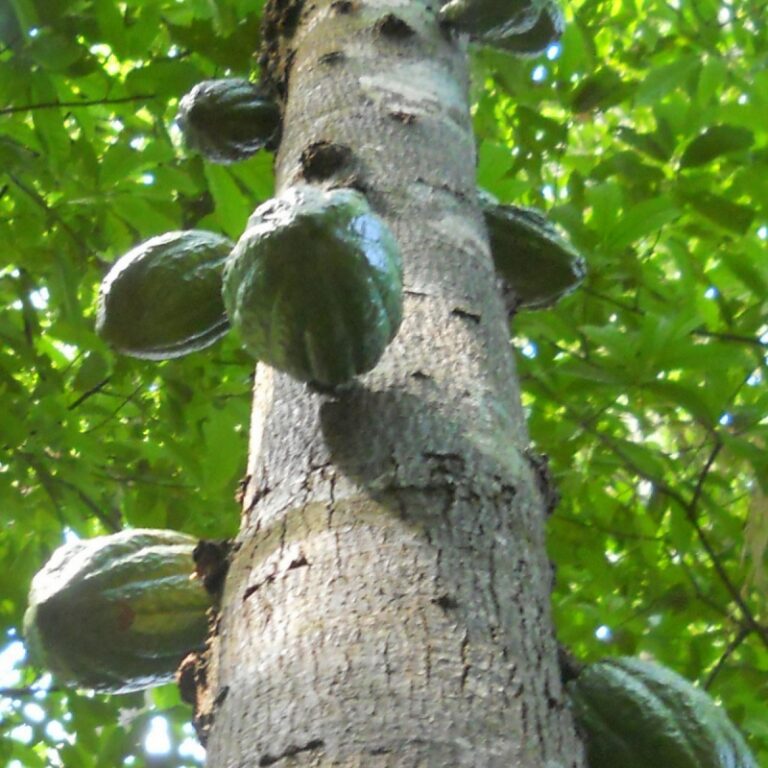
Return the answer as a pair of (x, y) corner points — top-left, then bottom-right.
(480, 191), (585, 310)
(177, 78), (280, 164)
(223, 185), (403, 387)
(499, 0), (564, 56)
(439, 0), (542, 41)
(24, 529), (213, 694)
(96, 230), (233, 360)
(567, 656), (758, 768)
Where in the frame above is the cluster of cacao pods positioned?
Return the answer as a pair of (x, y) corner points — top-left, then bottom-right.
(94, 64), (584, 387)
(29, 3), (582, 696)
(22, 14), (758, 768)
(25, 532), (761, 768)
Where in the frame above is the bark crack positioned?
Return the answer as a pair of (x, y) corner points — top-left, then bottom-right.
(459, 630), (470, 691)
(488, 536), (502, 627)
(258, 739), (326, 766)
(419, 609), (432, 683)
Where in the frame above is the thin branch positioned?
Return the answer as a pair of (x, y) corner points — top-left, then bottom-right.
(0, 93), (157, 116)
(57, 479), (122, 533)
(579, 286), (643, 315)
(93, 470), (195, 490)
(538, 381), (768, 649)
(68, 376), (111, 410)
(20, 454), (65, 525)
(557, 512), (662, 541)
(7, 173), (97, 259)
(573, 291), (766, 354)
(0, 685), (63, 698)
(704, 626), (750, 689)
(691, 329), (768, 348)
(82, 383), (144, 433)
(672, 550), (733, 619)
(690, 440), (722, 513)
(20, 453), (122, 532)
(674, 489), (768, 647)
(614, 442), (768, 648)
(598, 434), (766, 644)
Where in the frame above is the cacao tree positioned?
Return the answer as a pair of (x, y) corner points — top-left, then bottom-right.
(1, 0), (766, 766)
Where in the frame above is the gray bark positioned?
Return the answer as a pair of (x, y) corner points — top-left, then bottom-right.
(203, 0), (585, 764)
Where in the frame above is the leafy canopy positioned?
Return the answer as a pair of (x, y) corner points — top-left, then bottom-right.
(0, 0), (765, 766)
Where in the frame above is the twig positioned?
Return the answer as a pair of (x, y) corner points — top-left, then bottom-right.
(57, 480), (122, 533)
(93, 470), (195, 490)
(557, 513), (662, 541)
(691, 329), (767, 348)
(20, 454), (65, 525)
(8, 173), (96, 258)
(83, 383), (144, 433)
(690, 440), (722, 512)
(68, 377), (111, 410)
(0, 94), (157, 116)
(537, 380), (768, 649)
(672, 547), (733, 619)
(704, 626), (750, 689)
(0, 685), (63, 698)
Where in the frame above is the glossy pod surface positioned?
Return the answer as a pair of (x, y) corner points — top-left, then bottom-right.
(223, 185), (403, 387)
(439, 0), (563, 54)
(499, 0), (564, 56)
(24, 529), (212, 694)
(440, 0), (542, 39)
(177, 78), (280, 164)
(96, 230), (232, 359)
(568, 657), (758, 768)
(481, 193), (585, 309)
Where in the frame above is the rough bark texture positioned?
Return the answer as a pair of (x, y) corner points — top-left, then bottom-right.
(202, 0), (585, 765)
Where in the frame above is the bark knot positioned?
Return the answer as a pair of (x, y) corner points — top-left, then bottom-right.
(375, 13), (415, 39)
(299, 140), (354, 183)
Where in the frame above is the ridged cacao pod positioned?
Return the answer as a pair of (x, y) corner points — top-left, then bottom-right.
(223, 185), (403, 387)
(499, 0), (564, 56)
(439, 0), (541, 41)
(177, 78), (280, 164)
(440, 0), (563, 55)
(567, 657), (758, 768)
(24, 529), (212, 694)
(96, 230), (233, 360)
(481, 191), (585, 310)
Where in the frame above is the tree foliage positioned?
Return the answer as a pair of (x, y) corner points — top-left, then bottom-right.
(1, 0), (765, 765)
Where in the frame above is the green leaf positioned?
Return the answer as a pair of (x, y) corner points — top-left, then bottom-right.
(680, 125), (754, 168)
(634, 55), (700, 105)
(571, 68), (629, 112)
(684, 191), (755, 234)
(616, 126), (671, 162)
(644, 380), (716, 427)
(605, 196), (681, 250)
(203, 164), (252, 238)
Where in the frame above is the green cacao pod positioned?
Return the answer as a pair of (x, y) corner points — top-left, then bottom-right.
(223, 185), (403, 387)
(480, 191), (585, 310)
(24, 529), (212, 694)
(96, 230), (233, 360)
(440, 0), (541, 41)
(177, 78), (280, 164)
(567, 656), (758, 768)
(440, 0), (562, 54)
(499, 0), (564, 56)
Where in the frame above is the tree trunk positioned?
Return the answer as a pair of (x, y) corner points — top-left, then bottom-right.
(202, 0), (585, 764)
